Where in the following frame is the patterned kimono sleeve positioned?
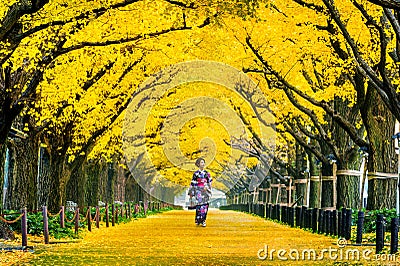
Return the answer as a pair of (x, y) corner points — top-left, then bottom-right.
(205, 172), (212, 200)
(188, 172), (197, 197)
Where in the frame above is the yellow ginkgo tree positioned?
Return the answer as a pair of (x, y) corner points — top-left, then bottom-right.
(1, 0), (271, 211)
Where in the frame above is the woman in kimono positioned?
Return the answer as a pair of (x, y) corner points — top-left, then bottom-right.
(188, 157), (212, 227)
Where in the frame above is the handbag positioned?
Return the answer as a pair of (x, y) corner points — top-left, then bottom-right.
(188, 196), (197, 209)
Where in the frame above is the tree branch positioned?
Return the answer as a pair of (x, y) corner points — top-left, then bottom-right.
(246, 36), (369, 149)
(0, 0), (50, 40)
(367, 0), (400, 10)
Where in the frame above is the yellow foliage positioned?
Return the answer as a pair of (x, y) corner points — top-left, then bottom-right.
(3, 0), (386, 192)
(144, 82), (263, 190)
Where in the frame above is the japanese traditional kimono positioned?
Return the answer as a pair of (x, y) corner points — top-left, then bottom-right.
(188, 169), (212, 224)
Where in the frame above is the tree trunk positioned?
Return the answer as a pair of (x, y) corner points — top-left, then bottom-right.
(321, 164), (333, 208)
(0, 143), (7, 211)
(336, 173), (359, 209)
(5, 134), (38, 210)
(37, 145), (51, 208)
(125, 176), (143, 203)
(98, 160), (108, 203)
(114, 162), (126, 202)
(46, 153), (70, 212)
(4, 144), (15, 210)
(83, 160), (101, 207)
(106, 162), (115, 203)
(362, 85), (397, 210)
(307, 151), (319, 208)
(309, 178), (319, 208)
(66, 161), (86, 208)
(295, 143), (307, 206)
(331, 97), (362, 209)
(319, 149), (333, 208)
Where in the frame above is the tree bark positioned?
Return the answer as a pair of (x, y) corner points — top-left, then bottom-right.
(5, 137), (38, 210)
(66, 162), (86, 208)
(0, 143), (7, 211)
(363, 84), (397, 210)
(309, 179), (319, 208)
(106, 161), (115, 203)
(336, 174), (360, 209)
(321, 163), (333, 208)
(46, 153), (70, 212)
(331, 97), (361, 209)
(37, 145), (51, 208)
(294, 143), (307, 206)
(83, 160), (101, 207)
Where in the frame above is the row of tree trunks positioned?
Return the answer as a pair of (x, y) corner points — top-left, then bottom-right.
(66, 158), (137, 209)
(1, 138), (146, 211)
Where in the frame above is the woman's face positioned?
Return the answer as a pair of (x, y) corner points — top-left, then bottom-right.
(198, 160), (205, 169)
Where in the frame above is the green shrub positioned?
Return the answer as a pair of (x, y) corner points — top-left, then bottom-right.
(352, 208), (397, 233)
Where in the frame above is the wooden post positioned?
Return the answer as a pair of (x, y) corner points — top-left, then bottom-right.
(312, 208), (318, 233)
(288, 178), (292, 206)
(275, 182), (281, 204)
(112, 204), (115, 226)
(106, 203), (109, 227)
(115, 206), (119, 223)
(289, 207), (295, 227)
(60, 206), (65, 228)
(376, 214), (385, 253)
(338, 211), (342, 237)
(42, 206), (49, 244)
(318, 209), (323, 234)
(21, 208), (28, 247)
(306, 172), (311, 207)
(318, 168), (323, 209)
(332, 210), (338, 236)
(333, 162), (337, 209)
(360, 156), (368, 210)
(74, 208), (79, 234)
(87, 207), (92, 232)
(128, 202), (131, 219)
(345, 209), (352, 240)
(301, 206), (307, 228)
(324, 210), (331, 235)
(341, 208), (347, 237)
(268, 188), (272, 204)
(356, 211), (364, 244)
(391, 218), (399, 254)
(96, 206), (100, 229)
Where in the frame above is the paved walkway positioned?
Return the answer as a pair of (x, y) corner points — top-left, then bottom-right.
(19, 209), (375, 265)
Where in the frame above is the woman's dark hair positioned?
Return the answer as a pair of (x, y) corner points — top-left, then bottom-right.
(195, 157), (205, 167)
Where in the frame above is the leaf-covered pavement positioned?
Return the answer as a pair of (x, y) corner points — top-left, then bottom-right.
(12, 209), (389, 265)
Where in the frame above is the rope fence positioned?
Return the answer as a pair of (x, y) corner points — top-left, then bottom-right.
(0, 213), (24, 224)
(0, 201), (178, 247)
